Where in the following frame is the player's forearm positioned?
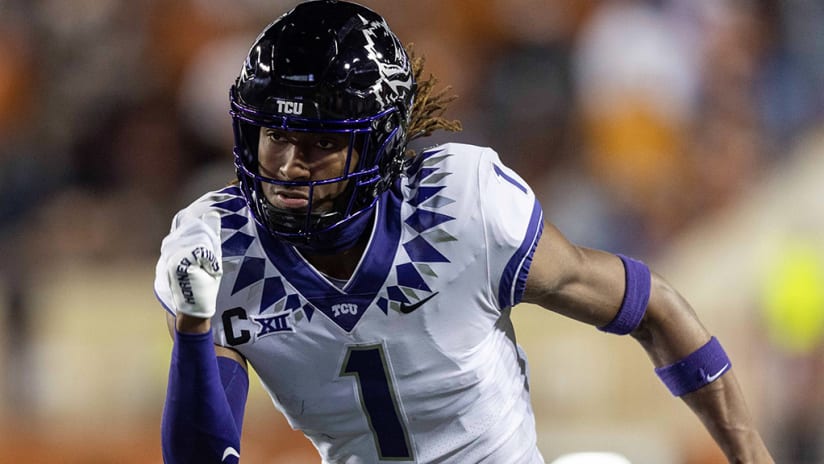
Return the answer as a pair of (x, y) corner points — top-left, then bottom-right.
(162, 329), (247, 464)
(632, 275), (774, 463)
(682, 374), (774, 463)
(630, 273), (711, 364)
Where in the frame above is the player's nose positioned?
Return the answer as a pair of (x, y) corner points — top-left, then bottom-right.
(278, 144), (311, 181)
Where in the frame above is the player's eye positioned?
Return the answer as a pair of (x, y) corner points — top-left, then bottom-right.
(266, 130), (290, 143)
(315, 139), (339, 150)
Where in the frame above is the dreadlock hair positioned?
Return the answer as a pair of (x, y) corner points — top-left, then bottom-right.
(405, 44), (462, 156)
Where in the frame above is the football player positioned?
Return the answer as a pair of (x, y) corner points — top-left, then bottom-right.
(155, 1), (775, 463)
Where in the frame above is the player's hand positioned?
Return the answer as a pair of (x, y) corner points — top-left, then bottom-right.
(165, 212), (223, 319)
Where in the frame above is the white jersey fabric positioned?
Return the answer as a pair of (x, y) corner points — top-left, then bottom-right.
(155, 143), (546, 463)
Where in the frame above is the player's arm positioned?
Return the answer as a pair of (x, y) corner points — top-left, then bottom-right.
(160, 213), (249, 464)
(164, 312), (246, 363)
(521, 222), (774, 464)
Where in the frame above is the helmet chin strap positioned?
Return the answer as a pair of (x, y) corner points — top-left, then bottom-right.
(293, 207), (374, 255)
(259, 195), (376, 255)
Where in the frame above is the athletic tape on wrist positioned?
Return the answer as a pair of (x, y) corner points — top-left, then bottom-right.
(598, 254), (650, 335)
(654, 336), (731, 396)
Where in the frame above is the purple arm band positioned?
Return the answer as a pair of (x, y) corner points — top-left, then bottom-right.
(655, 336), (732, 397)
(598, 254), (651, 335)
(162, 330), (248, 464)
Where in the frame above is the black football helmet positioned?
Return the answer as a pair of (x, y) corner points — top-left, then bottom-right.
(230, 0), (416, 253)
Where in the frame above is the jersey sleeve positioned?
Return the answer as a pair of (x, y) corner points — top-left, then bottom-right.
(477, 148), (544, 310)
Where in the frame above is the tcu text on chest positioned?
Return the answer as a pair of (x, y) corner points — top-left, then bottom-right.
(331, 303), (358, 317)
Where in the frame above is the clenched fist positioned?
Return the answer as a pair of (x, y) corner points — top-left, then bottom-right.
(164, 212), (223, 319)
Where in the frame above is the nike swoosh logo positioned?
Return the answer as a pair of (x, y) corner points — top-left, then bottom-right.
(399, 292), (439, 314)
(222, 446), (240, 462)
(705, 363), (730, 382)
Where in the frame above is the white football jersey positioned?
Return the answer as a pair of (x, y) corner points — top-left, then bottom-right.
(155, 143), (545, 463)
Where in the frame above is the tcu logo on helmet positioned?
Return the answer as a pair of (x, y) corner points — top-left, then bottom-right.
(276, 100), (304, 115)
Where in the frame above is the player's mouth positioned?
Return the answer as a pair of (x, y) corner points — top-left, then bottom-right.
(272, 189), (310, 209)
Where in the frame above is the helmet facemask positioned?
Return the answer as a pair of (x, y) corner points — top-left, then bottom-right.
(231, 97), (405, 252)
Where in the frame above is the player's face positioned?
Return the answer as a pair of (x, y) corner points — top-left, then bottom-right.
(257, 127), (359, 212)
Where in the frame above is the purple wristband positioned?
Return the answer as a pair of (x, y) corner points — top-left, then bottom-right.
(655, 336), (731, 396)
(598, 254), (650, 335)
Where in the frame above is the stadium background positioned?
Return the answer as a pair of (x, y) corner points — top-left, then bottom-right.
(1, 0), (823, 462)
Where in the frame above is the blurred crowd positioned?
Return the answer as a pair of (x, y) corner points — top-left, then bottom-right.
(2, 0), (824, 262)
(1, 0), (823, 462)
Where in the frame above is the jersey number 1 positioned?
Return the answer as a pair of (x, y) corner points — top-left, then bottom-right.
(341, 345), (413, 460)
